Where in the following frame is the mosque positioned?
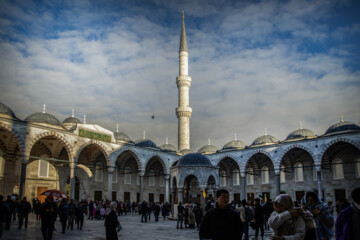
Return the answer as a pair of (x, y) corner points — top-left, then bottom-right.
(0, 12), (359, 207)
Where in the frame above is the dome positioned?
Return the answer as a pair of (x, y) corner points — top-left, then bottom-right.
(135, 139), (157, 148)
(252, 134), (279, 146)
(180, 149), (194, 155)
(197, 144), (218, 154)
(159, 143), (178, 153)
(25, 112), (61, 125)
(177, 153), (212, 167)
(286, 128), (316, 140)
(325, 120), (360, 134)
(223, 139), (246, 150)
(0, 102), (16, 118)
(63, 117), (81, 124)
(114, 132), (131, 142)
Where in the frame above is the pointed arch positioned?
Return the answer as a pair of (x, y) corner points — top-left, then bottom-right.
(75, 141), (110, 166)
(0, 123), (26, 153)
(319, 138), (360, 164)
(278, 144), (316, 170)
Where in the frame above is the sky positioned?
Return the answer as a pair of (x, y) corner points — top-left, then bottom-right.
(0, 0), (360, 151)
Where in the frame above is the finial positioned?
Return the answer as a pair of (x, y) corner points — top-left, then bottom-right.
(182, 11), (184, 20)
(208, 138), (211, 145)
(340, 114), (344, 123)
(116, 124), (119, 133)
(234, 133), (237, 141)
(43, 104), (46, 113)
(72, 109), (75, 117)
(143, 131), (146, 139)
(83, 115), (86, 124)
(299, 121), (303, 129)
(166, 137), (168, 144)
(264, 128), (267, 136)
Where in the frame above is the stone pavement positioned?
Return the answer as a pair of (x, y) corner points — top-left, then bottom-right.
(2, 213), (272, 240)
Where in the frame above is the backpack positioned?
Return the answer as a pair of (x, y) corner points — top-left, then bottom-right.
(245, 207), (253, 222)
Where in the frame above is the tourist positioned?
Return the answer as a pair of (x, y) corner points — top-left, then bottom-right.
(199, 189), (243, 240)
(154, 202), (160, 222)
(40, 197), (57, 240)
(105, 201), (120, 240)
(67, 199), (76, 230)
(34, 199), (41, 223)
(58, 198), (69, 233)
(0, 195), (10, 239)
(75, 201), (86, 230)
(335, 187), (360, 240)
(17, 196), (31, 229)
(176, 201), (184, 229)
(194, 203), (203, 229)
(188, 204), (196, 228)
(141, 200), (148, 222)
(161, 202), (170, 220)
(254, 198), (264, 239)
(4, 195), (14, 230)
(268, 194), (305, 240)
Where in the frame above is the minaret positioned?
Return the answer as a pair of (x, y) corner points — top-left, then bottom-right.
(176, 11), (192, 151)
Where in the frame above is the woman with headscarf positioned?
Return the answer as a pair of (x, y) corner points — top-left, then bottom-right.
(302, 192), (334, 240)
(105, 201), (120, 240)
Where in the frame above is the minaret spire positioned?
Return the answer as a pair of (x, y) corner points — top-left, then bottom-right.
(43, 104), (46, 113)
(176, 11), (192, 151)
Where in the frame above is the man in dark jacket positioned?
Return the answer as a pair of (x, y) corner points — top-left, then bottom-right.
(199, 189), (243, 240)
(254, 198), (264, 239)
(4, 195), (14, 230)
(0, 195), (10, 238)
(18, 197), (31, 229)
(40, 197), (58, 240)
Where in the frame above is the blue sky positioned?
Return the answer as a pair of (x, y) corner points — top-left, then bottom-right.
(0, 0), (359, 151)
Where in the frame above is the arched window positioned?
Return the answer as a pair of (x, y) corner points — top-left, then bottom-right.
(95, 162), (103, 181)
(125, 166), (131, 184)
(295, 163), (303, 182)
(333, 159), (344, 179)
(356, 158), (360, 178)
(112, 167), (117, 183)
(233, 169), (240, 186)
(0, 157), (5, 177)
(149, 170), (155, 186)
(159, 171), (165, 187)
(280, 164), (286, 183)
(38, 160), (49, 178)
(220, 170), (227, 186)
(261, 166), (269, 184)
(247, 168), (254, 185)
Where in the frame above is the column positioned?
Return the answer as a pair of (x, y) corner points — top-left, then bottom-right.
(275, 173), (281, 196)
(241, 176), (246, 201)
(178, 188), (183, 203)
(165, 174), (170, 203)
(69, 162), (76, 200)
(108, 170), (113, 201)
(172, 188), (177, 217)
(19, 159), (27, 199)
(139, 171), (144, 201)
(317, 170), (323, 200)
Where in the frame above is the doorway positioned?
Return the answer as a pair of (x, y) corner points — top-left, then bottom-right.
(37, 187), (48, 203)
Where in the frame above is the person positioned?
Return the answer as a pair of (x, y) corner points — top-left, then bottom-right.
(0, 195), (10, 239)
(268, 194), (306, 240)
(141, 201), (147, 223)
(177, 201), (184, 229)
(254, 198), (264, 239)
(194, 203), (203, 229)
(67, 199), (76, 230)
(188, 204), (196, 228)
(153, 202), (160, 222)
(58, 198), (69, 233)
(75, 201), (86, 230)
(335, 187), (360, 240)
(242, 200), (252, 240)
(161, 202), (170, 221)
(34, 199), (42, 223)
(17, 197), (31, 229)
(88, 200), (94, 219)
(40, 197), (57, 240)
(302, 191), (334, 240)
(199, 189), (243, 240)
(105, 201), (120, 240)
(236, 201), (247, 240)
(4, 195), (14, 230)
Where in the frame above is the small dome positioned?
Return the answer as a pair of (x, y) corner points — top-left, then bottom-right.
(286, 128), (316, 140)
(177, 153), (212, 167)
(325, 120), (360, 134)
(25, 112), (61, 125)
(223, 140), (246, 150)
(198, 144), (218, 154)
(180, 149), (194, 155)
(114, 132), (131, 142)
(252, 134), (279, 146)
(135, 139), (157, 148)
(0, 102), (17, 118)
(159, 143), (178, 153)
(63, 117), (81, 124)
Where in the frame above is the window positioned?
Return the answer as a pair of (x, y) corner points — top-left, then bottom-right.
(149, 170), (155, 186)
(261, 166), (269, 184)
(280, 164), (286, 183)
(95, 162), (103, 181)
(220, 170), (226, 186)
(125, 166), (131, 184)
(112, 168), (117, 183)
(333, 159), (344, 179)
(159, 171), (165, 187)
(247, 168), (254, 185)
(356, 159), (360, 178)
(0, 157), (5, 177)
(233, 169), (240, 186)
(294, 163), (303, 182)
(38, 160), (49, 178)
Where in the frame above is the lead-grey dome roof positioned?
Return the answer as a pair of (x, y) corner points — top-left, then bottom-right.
(159, 143), (178, 153)
(252, 134), (279, 146)
(286, 128), (316, 140)
(180, 149), (194, 155)
(223, 140), (246, 150)
(0, 102), (16, 118)
(135, 139), (157, 148)
(25, 112), (61, 125)
(114, 132), (131, 142)
(198, 144), (218, 154)
(63, 117), (81, 124)
(325, 120), (360, 134)
(177, 153), (212, 167)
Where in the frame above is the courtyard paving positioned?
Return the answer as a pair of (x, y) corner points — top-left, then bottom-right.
(2, 212), (272, 240)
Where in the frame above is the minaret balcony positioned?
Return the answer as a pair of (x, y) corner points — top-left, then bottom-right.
(176, 106), (192, 118)
(176, 75), (192, 87)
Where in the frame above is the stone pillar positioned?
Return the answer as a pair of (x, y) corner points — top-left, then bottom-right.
(139, 172), (145, 201)
(108, 170), (113, 201)
(317, 170), (323, 200)
(165, 174), (170, 203)
(241, 176), (246, 201)
(178, 188), (183, 203)
(171, 188), (177, 217)
(69, 162), (76, 200)
(275, 173), (281, 196)
(19, 159), (27, 199)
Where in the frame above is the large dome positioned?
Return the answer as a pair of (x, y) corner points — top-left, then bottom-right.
(286, 128), (316, 141)
(25, 112), (61, 125)
(198, 144), (218, 154)
(63, 116), (81, 124)
(177, 153), (212, 167)
(159, 143), (178, 153)
(114, 132), (131, 142)
(223, 139), (246, 150)
(135, 139), (157, 148)
(0, 102), (16, 118)
(252, 134), (279, 146)
(325, 120), (360, 134)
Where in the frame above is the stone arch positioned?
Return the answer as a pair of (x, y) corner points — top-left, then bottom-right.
(109, 146), (142, 170)
(26, 131), (73, 162)
(145, 154), (167, 174)
(75, 141), (110, 166)
(319, 138), (360, 165)
(217, 156), (240, 169)
(0, 124), (25, 155)
(76, 164), (93, 178)
(246, 149), (275, 169)
(172, 176), (177, 189)
(278, 144), (316, 170)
